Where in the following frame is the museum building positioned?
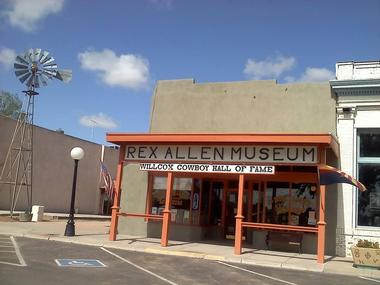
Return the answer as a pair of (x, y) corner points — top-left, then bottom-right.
(107, 61), (380, 263)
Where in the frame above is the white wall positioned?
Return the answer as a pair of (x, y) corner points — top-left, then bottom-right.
(337, 106), (380, 256)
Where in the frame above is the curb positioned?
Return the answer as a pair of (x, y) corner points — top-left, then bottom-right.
(144, 247), (225, 261)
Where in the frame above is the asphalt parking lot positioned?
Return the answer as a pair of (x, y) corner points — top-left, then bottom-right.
(0, 235), (378, 285)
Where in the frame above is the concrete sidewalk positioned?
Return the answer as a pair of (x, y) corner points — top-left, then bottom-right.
(0, 216), (379, 279)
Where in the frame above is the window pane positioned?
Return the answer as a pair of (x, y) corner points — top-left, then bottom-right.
(201, 180), (210, 225)
(273, 186), (289, 225)
(358, 163), (380, 227)
(151, 176), (192, 224)
(265, 182), (316, 226)
(359, 131), (380, 157)
(291, 183), (317, 226)
(266, 182), (288, 224)
(210, 182), (223, 225)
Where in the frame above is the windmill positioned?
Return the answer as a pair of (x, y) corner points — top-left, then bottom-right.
(0, 48), (72, 218)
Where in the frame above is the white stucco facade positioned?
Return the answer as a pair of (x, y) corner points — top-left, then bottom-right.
(332, 61), (380, 256)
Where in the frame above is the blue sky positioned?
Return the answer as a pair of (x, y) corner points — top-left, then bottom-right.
(0, 0), (379, 145)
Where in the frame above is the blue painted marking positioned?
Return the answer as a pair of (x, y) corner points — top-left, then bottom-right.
(55, 259), (106, 267)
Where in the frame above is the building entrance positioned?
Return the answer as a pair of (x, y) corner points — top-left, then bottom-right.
(203, 179), (257, 240)
(224, 189), (248, 239)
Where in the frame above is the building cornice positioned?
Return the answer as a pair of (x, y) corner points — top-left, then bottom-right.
(330, 79), (380, 97)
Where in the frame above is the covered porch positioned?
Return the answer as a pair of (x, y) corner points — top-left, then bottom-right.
(106, 133), (362, 264)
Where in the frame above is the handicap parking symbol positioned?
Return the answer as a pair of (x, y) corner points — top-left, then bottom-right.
(55, 259), (106, 267)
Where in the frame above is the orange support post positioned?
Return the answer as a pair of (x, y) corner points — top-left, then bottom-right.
(234, 174), (245, 255)
(161, 172), (173, 247)
(109, 145), (126, 241)
(317, 148), (326, 264)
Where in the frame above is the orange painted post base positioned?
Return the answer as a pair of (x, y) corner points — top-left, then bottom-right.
(234, 216), (244, 255)
(161, 172), (173, 247)
(161, 210), (171, 247)
(234, 174), (245, 255)
(109, 206), (120, 241)
(317, 221), (326, 264)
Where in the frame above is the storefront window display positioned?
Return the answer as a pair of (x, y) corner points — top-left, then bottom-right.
(265, 182), (316, 226)
(150, 175), (317, 228)
(151, 176), (192, 224)
(357, 129), (380, 227)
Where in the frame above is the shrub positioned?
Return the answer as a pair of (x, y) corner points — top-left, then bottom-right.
(355, 239), (380, 249)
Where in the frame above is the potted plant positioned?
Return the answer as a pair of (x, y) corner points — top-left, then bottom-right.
(351, 239), (380, 268)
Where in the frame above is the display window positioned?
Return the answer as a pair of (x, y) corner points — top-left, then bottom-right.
(149, 174), (317, 228)
(151, 176), (192, 224)
(262, 182), (316, 226)
(357, 129), (380, 227)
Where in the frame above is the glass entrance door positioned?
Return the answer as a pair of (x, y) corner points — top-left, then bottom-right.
(224, 188), (248, 239)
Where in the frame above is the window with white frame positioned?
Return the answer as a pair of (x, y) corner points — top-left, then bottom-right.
(357, 129), (380, 227)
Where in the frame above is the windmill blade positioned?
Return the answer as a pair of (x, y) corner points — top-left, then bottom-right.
(43, 69), (57, 77)
(19, 72), (32, 84)
(34, 48), (42, 59)
(55, 69), (72, 83)
(14, 63), (29, 70)
(26, 48), (34, 62)
(43, 63), (58, 69)
(15, 55), (30, 66)
(26, 74), (36, 87)
(40, 74), (49, 86)
(15, 69), (30, 77)
(31, 48), (38, 61)
(32, 48), (41, 62)
(42, 72), (53, 80)
(39, 50), (50, 64)
(41, 56), (55, 65)
(34, 76), (40, 88)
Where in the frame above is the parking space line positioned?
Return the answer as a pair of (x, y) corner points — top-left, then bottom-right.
(360, 276), (380, 283)
(0, 236), (26, 267)
(218, 261), (298, 285)
(101, 247), (178, 285)
(10, 236), (26, 266)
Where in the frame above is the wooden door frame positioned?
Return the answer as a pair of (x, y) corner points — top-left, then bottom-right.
(223, 181), (255, 239)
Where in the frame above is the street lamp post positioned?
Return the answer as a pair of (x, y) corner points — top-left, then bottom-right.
(64, 147), (84, 237)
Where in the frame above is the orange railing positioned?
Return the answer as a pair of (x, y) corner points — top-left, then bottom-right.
(241, 222), (318, 233)
(117, 212), (163, 221)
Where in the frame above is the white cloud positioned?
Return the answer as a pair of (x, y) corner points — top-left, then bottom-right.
(79, 113), (118, 129)
(298, 67), (335, 82)
(244, 55), (296, 80)
(0, 47), (16, 68)
(78, 49), (150, 89)
(4, 0), (65, 32)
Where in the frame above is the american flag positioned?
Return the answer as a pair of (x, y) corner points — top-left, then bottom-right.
(100, 161), (115, 201)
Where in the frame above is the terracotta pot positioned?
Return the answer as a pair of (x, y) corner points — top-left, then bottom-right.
(351, 246), (380, 268)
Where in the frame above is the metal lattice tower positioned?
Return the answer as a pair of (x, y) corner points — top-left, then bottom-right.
(0, 48), (72, 216)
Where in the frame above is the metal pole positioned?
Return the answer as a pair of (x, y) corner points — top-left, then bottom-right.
(64, 159), (79, 236)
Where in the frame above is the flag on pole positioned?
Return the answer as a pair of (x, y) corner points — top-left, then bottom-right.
(100, 161), (115, 201)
